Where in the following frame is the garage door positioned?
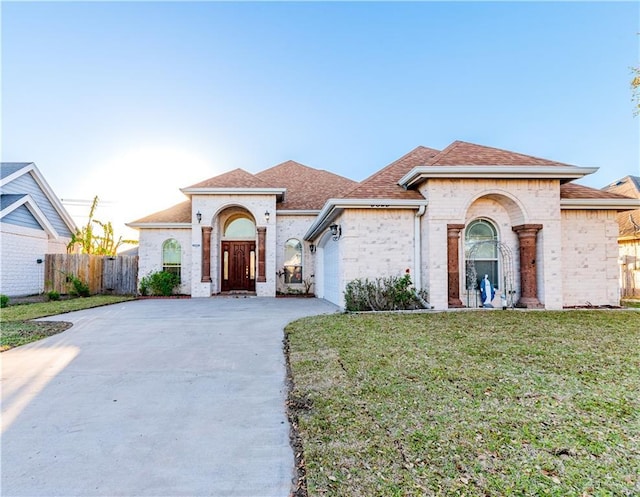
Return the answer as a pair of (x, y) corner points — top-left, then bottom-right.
(322, 238), (340, 306)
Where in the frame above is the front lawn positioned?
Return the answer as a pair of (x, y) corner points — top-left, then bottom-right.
(286, 310), (640, 496)
(1, 295), (134, 351)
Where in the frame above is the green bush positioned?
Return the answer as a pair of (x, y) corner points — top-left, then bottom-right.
(68, 275), (90, 297)
(344, 273), (428, 312)
(0, 294), (9, 308)
(139, 271), (180, 296)
(47, 290), (61, 301)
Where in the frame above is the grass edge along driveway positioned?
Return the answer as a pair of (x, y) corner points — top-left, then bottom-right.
(286, 310), (640, 497)
(0, 296), (134, 351)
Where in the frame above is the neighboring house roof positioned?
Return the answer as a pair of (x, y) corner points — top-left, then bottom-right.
(426, 141), (573, 167)
(1, 193), (27, 210)
(602, 176), (640, 238)
(0, 162), (76, 238)
(344, 146), (440, 200)
(256, 160), (357, 210)
(129, 200), (192, 225)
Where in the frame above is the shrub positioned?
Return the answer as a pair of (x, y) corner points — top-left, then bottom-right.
(344, 273), (428, 312)
(0, 294), (9, 308)
(139, 271), (180, 296)
(47, 290), (61, 301)
(68, 275), (90, 298)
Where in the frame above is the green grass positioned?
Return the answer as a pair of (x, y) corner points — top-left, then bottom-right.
(286, 310), (640, 497)
(0, 295), (134, 351)
(621, 299), (640, 309)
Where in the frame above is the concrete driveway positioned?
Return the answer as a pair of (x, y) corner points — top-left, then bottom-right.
(1, 297), (338, 497)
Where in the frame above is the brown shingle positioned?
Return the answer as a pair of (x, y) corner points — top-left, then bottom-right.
(427, 141), (574, 167)
(344, 146), (440, 200)
(186, 168), (275, 189)
(560, 183), (633, 200)
(256, 160), (357, 210)
(601, 176), (640, 237)
(129, 200), (191, 224)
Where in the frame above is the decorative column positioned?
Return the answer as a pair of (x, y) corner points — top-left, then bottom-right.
(512, 224), (543, 308)
(447, 224), (465, 308)
(257, 227), (266, 283)
(201, 226), (212, 283)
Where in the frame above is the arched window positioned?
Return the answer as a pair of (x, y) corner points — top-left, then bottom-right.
(163, 239), (181, 280)
(284, 238), (303, 284)
(465, 219), (498, 291)
(224, 216), (256, 239)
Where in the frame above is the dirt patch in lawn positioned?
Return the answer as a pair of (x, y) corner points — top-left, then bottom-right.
(1, 321), (73, 352)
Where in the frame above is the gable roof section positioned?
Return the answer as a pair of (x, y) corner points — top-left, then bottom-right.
(398, 141), (598, 188)
(127, 200), (192, 227)
(0, 162), (76, 238)
(0, 193), (60, 236)
(427, 141), (573, 167)
(601, 176), (640, 238)
(185, 168), (275, 189)
(343, 146), (439, 200)
(256, 160), (357, 210)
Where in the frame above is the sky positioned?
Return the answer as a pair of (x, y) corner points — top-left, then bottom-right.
(2, 1), (639, 246)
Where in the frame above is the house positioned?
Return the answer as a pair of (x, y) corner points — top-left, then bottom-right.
(602, 176), (640, 298)
(1, 163), (77, 297)
(127, 141), (639, 309)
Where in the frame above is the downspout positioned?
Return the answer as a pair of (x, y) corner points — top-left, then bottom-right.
(414, 205), (426, 290)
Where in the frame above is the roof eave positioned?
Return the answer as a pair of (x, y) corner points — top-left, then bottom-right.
(125, 222), (192, 229)
(304, 198), (428, 240)
(180, 187), (286, 201)
(399, 166), (599, 189)
(560, 198), (640, 210)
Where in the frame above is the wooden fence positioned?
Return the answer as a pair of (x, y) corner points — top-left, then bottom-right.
(45, 254), (138, 295)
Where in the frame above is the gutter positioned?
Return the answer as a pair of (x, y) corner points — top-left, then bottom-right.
(303, 198), (428, 240)
(560, 198), (640, 210)
(413, 205), (426, 290)
(399, 165), (599, 189)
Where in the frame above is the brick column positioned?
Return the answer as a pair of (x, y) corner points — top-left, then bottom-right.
(512, 224), (543, 308)
(447, 224), (465, 308)
(201, 226), (212, 283)
(257, 227), (266, 283)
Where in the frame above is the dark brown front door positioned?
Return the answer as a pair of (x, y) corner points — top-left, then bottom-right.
(221, 241), (256, 292)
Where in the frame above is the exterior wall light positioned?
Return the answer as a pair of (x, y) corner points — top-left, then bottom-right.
(196, 211), (202, 223)
(329, 223), (342, 241)
(264, 210), (270, 223)
(309, 244), (316, 253)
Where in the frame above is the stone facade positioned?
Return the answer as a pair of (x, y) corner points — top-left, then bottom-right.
(137, 228), (192, 295)
(274, 214), (317, 294)
(561, 210), (620, 306)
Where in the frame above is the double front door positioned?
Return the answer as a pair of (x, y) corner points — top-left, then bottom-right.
(221, 241), (256, 292)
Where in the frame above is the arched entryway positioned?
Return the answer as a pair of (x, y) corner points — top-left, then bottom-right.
(220, 211), (256, 293)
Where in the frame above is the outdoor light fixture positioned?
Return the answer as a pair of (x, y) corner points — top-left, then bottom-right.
(309, 244), (316, 253)
(329, 223), (342, 241)
(196, 211), (202, 223)
(264, 210), (270, 223)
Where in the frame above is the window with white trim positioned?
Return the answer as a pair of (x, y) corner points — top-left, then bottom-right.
(162, 239), (181, 281)
(465, 219), (498, 290)
(284, 238), (302, 284)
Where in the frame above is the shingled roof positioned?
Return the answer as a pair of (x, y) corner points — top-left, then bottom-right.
(426, 141), (574, 167)
(186, 168), (275, 189)
(560, 183), (632, 200)
(256, 160), (357, 210)
(343, 146), (440, 200)
(601, 176), (640, 238)
(129, 200), (191, 224)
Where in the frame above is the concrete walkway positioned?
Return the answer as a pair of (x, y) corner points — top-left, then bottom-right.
(1, 297), (338, 497)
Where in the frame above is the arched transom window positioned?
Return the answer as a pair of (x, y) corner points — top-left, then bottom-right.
(162, 239), (181, 280)
(465, 219), (498, 290)
(284, 238), (302, 284)
(224, 216), (256, 239)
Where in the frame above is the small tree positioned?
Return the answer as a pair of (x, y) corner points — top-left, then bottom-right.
(67, 196), (137, 255)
